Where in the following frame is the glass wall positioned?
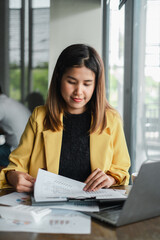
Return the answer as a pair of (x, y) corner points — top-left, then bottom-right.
(106, 0), (160, 172)
(9, 0), (50, 103)
(108, 0), (125, 116)
(32, 0), (50, 101)
(9, 0), (21, 100)
(134, 0), (160, 171)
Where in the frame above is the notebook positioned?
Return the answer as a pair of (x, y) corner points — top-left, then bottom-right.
(86, 160), (160, 226)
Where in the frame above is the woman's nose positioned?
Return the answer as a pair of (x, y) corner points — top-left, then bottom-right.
(74, 84), (82, 95)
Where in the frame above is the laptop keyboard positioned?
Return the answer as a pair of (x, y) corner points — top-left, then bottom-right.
(97, 209), (121, 223)
(89, 206), (122, 224)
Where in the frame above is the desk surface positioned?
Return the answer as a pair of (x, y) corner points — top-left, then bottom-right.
(0, 186), (160, 240)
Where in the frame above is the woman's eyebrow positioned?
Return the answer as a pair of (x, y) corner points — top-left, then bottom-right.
(67, 75), (77, 80)
(67, 76), (93, 82)
(84, 79), (94, 82)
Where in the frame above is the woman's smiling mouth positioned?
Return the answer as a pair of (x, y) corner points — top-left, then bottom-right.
(71, 98), (83, 103)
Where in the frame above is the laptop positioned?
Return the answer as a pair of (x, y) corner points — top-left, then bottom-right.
(86, 160), (160, 227)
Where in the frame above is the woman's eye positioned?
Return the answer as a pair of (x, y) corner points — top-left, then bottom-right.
(68, 81), (75, 84)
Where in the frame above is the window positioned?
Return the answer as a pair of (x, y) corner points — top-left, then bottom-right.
(134, 0), (160, 170)
(9, 0), (50, 102)
(32, 0), (50, 101)
(108, 0), (125, 116)
(9, 0), (21, 100)
(104, 0), (160, 174)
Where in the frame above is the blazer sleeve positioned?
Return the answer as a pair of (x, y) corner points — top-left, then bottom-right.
(0, 109), (37, 189)
(106, 114), (131, 185)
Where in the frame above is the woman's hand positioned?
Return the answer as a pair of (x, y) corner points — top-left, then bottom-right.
(6, 171), (36, 193)
(83, 168), (116, 192)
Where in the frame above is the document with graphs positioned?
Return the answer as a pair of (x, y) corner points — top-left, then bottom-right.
(34, 169), (127, 203)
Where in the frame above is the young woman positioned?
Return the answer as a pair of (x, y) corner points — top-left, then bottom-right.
(0, 44), (130, 193)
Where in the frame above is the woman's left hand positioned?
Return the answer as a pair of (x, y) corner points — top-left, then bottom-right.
(83, 168), (116, 192)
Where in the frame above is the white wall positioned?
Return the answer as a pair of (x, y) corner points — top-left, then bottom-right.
(49, 0), (102, 82)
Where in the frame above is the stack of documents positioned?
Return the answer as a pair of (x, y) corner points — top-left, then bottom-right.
(0, 169), (127, 234)
(33, 169), (127, 204)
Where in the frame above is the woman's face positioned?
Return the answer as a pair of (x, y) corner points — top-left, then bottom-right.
(61, 66), (95, 114)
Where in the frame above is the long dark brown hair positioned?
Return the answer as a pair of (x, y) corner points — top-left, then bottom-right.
(44, 44), (113, 134)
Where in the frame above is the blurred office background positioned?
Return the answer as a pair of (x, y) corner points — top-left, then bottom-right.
(0, 0), (160, 174)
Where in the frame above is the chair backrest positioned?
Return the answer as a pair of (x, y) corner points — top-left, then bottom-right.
(25, 92), (44, 112)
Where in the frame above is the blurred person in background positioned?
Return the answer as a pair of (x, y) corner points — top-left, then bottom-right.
(0, 86), (31, 167)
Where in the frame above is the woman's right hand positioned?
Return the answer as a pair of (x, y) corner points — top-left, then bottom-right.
(6, 171), (36, 193)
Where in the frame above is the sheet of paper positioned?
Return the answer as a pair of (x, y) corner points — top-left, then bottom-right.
(0, 192), (30, 206)
(115, 189), (126, 194)
(34, 169), (127, 202)
(0, 205), (51, 223)
(0, 209), (91, 234)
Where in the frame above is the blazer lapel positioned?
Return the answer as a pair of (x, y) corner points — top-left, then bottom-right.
(42, 129), (63, 174)
(90, 130), (112, 172)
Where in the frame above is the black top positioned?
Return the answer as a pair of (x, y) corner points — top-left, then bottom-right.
(59, 110), (91, 182)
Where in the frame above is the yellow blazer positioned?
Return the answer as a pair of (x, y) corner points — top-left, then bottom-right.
(0, 106), (130, 189)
